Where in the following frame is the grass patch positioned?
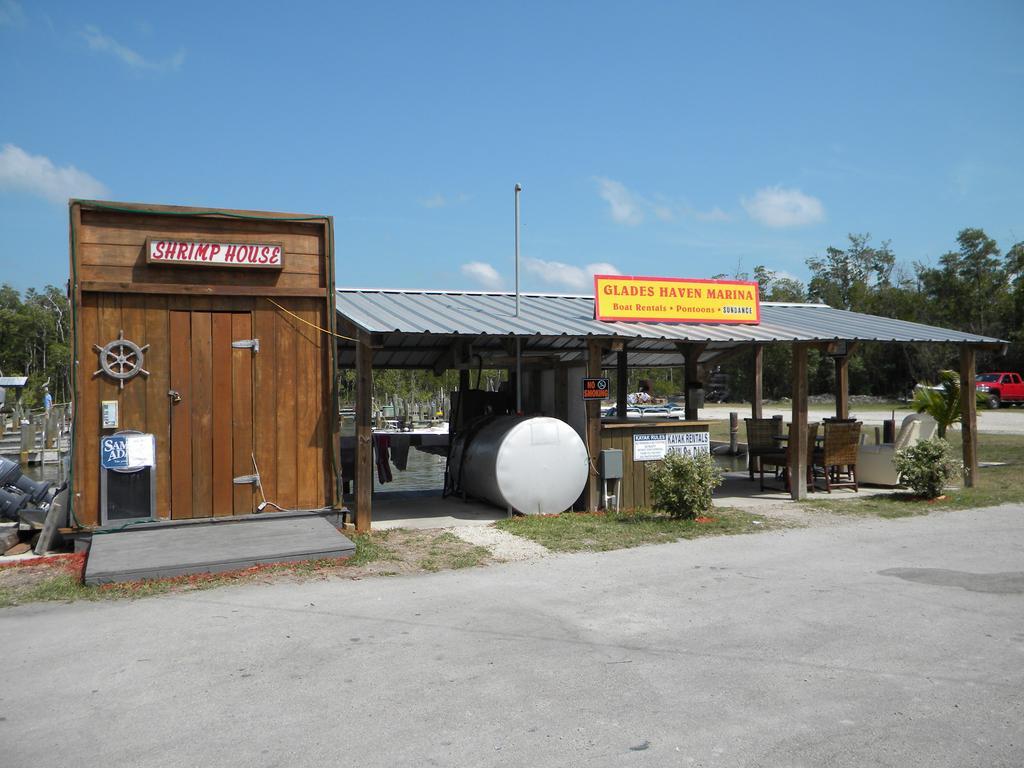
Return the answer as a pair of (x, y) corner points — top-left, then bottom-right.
(418, 531), (490, 572)
(346, 530), (399, 567)
(495, 507), (790, 553)
(802, 433), (1024, 518)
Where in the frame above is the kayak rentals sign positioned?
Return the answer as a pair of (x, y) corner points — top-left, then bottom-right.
(147, 238), (284, 269)
(594, 275), (760, 325)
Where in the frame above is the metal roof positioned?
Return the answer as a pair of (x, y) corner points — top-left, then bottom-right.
(335, 288), (1004, 369)
(0, 376), (29, 387)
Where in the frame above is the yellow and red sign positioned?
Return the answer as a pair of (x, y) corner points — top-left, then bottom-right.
(594, 275), (760, 325)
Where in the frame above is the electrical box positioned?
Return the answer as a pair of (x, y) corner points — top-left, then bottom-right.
(600, 448), (623, 480)
(101, 400), (119, 429)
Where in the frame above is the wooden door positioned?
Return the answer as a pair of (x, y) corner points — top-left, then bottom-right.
(169, 311), (255, 518)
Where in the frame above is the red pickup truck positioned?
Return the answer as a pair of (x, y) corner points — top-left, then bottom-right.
(975, 372), (1024, 409)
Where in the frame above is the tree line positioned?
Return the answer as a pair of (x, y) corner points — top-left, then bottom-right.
(1, 226), (1021, 410)
(0, 284), (71, 408)
(704, 228), (1024, 402)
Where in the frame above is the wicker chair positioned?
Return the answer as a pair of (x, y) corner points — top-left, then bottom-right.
(759, 422), (818, 492)
(744, 418), (779, 480)
(813, 421), (862, 492)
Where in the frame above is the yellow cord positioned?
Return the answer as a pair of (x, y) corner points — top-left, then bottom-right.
(266, 297), (358, 342)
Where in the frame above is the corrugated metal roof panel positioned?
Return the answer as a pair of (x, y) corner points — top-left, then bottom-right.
(336, 289), (1003, 346)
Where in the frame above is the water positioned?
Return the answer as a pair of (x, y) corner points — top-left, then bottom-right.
(375, 448), (448, 493)
(373, 446), (749, 494)
(19, 461), (65, 484)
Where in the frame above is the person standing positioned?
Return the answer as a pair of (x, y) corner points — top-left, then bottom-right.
(627, 381), (653, 406)
(43, 385), (53, 413)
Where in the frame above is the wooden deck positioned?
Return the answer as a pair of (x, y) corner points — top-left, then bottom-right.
(83, 514), (354, 585)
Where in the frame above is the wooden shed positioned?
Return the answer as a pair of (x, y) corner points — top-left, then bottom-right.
(69, 200), (338, 527)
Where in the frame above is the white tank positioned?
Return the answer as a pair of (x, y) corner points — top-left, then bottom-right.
(458, 415), (589, 515)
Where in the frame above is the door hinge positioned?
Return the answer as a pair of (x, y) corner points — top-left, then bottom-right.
(232, 339), (260, 353)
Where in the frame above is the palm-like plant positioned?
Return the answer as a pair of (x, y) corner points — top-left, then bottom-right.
(910, 369), (986, 438)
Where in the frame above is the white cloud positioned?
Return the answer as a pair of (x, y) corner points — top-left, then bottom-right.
(419, 192), (470, 209)
(741, 186), (824, 228)
(461, 261), (503, 290)
(524, 257), (621, 291)
(82, 24), (185, 72)
(652, 204), (674, 222)
(0, 144), (108, 203)
(692, 206), (730, 222)
(420, 194), (448, 209)
(0, 0), (26, 27)
(597, 178), (733, 226)
(596, 177), (643, 226)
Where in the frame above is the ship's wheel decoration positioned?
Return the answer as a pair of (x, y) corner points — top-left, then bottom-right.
(93, 330), (150, 389)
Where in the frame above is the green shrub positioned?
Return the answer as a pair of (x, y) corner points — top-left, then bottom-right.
(648, 450), (723, 518)
(894, 438), (962, 498)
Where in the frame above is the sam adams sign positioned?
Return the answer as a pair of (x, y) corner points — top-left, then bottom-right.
(594, 274), (760, 325)
(147, 238), (284, 269)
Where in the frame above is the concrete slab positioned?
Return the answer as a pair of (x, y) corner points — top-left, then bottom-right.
(83, 516), (354, 585)
(370, 490), (508, 530)
(713, 470), (899, 510)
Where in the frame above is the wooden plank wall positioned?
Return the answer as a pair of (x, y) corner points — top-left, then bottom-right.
(599, 423), (710, 510)
(76, 210), (327, 293)
(70, 204), (334, 527)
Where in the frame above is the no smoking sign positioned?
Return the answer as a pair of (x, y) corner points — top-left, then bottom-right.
(582, 377), (610, 400)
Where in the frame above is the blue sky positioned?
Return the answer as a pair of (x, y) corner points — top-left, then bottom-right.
(1, 0), (1022, 294)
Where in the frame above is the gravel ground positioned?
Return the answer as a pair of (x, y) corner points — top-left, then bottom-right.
(450, 524), (550, 561)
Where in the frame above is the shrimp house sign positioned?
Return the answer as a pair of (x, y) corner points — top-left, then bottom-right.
(594, 274), (760, 325)
(146, 238), (285, 269)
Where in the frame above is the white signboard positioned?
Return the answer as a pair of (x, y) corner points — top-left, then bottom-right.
(147, 238), (284, 269)
(633, 431), (711, 461)
(633, 433), (668, 461)
(667, 431), (710, 458)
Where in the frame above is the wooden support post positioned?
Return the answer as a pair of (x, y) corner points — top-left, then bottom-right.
(585, 340), (604, 511)
(528, 368), (542, 414)
(554, 367), (568, 421)
(752, 345), (763, 419)
(835, 354), (850, 419)
(454, 368), (470, 434)
(960, 345), (978, 488)
(681, 343), (707, 421)
(790, 343), (809, 501)
(616, 348), (628, 418)
(354, 333), (374, 532)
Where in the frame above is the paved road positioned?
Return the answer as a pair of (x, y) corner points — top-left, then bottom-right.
(3, 506), (1023, 768)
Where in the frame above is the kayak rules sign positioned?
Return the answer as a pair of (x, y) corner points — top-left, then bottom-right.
(594, 275), (760, 325)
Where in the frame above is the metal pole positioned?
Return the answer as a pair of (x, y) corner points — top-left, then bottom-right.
(514, 183), (522, 413)
(514, 183), (521, 317)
